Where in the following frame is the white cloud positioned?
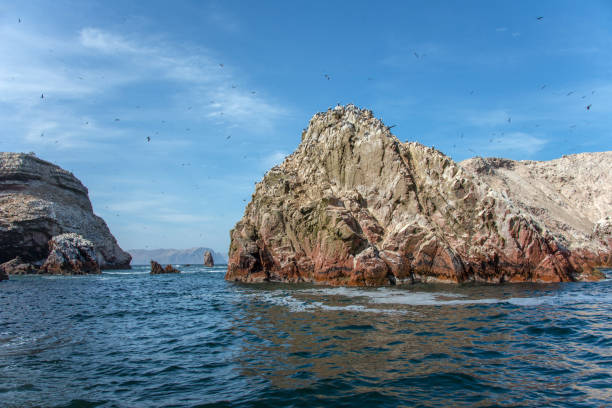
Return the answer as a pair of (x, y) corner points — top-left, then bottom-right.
(483, 132), (547, 156)
(0, 24), (289, 153)
(79, 28), (144, 54)
(262, 151), (289, 169)
(467, 109), (512, 126)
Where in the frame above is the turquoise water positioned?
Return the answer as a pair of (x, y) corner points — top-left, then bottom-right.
(1, 265), (611, 407)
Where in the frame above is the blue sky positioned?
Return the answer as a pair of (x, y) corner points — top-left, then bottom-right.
(1, 1), (611, 254)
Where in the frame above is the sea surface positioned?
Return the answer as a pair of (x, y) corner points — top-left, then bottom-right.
(1, 265), (611, 408)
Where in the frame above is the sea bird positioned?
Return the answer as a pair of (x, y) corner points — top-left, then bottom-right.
(586, 104), (592, 110)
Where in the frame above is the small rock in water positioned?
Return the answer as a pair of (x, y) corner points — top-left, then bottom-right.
(150, 260), (180, 274)
(203, 250), (214, 267)
(0, 257), (39, 276)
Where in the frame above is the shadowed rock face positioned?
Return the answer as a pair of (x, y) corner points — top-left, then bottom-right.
(0, 256), (37, 276)
(0, 153), (131, 270)
(203, 250), (214, 267)
(227, 105), (611, 286)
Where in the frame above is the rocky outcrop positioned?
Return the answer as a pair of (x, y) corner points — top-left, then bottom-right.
(40, 233), (100, 274)
(150, 260), (180, 274)
(0, 153), (131, 270)
(0, 264), (7, 281)
(0, 256), (37, 275)
(461, 154), (612, 268)
(226, 105), (611, 286)
(203, 250), (214, 267)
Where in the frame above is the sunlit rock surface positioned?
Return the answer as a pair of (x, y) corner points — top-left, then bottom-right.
(0, 153), (131, 271)
(227, 105), (611, 285)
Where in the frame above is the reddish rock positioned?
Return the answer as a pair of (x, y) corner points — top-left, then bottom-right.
(40, 233), (101, 275)
(226, 105), (611, 286)
(150, 260), (180, 274)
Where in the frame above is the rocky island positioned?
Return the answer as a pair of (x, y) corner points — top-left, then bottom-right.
(227, 105), (611, 285)
(204, 250), (214, 267)
(150, 260), (180, 274)
(0, 153), (131, 276)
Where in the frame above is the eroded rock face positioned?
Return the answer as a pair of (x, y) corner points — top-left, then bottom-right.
(40, 233), (100, 274)
(0, 256), (38, 275)
(203, 250), (214, 267)
(150, 260), (180, 274)
(0, 153), (131, 269)
(227, 105), (611, 285)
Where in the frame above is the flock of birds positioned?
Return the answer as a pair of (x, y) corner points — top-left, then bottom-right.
(21, 13), (601, 215)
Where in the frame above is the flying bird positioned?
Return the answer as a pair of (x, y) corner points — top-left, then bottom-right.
(219, 63), (224, 67)
(18, 18), (21, 23)
(146, 136), (151, 142)
(226, 135), (231, 140)
(567, 91), (574, 96)
(540, 85), (546, 90)
(40, 93), (44, 99)
(586, 104), (592, 110)
(114, 118), (120, 122)
(413, 52), (419, 59)
(324, 74), (331, 80)
(507, 117), (511, 123)
(251, 91), (256, 94)
(537, 16), (543, 20)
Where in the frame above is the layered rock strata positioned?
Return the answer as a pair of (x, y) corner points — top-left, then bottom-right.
(0, 153), (131, 271)
(227, 105), (611, 285)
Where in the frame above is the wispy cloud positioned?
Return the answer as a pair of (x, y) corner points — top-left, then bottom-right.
(0, 24), (289, 153)
(484, 132), (548, 156)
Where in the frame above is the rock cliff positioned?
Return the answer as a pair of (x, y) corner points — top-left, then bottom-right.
(0, 153), (131, 271)
(226, 105), (611, 285)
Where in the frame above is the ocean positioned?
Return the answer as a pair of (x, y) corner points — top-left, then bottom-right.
(1, 265), (611, 407)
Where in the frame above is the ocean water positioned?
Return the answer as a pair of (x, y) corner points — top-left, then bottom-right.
(1, 266), (611, 408)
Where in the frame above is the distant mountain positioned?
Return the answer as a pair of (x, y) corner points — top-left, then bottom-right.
(128, 247), (227, 265)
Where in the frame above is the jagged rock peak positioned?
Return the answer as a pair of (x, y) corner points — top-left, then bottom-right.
(227, 105), (610, 286)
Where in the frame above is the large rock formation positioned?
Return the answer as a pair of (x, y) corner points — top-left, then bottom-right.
(0, 153), (131, 271)
(150, 260), (180, 274)
(203, 250), (214, 267)
(226, 105), (611, 285)
(40, 233), (101, 275)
